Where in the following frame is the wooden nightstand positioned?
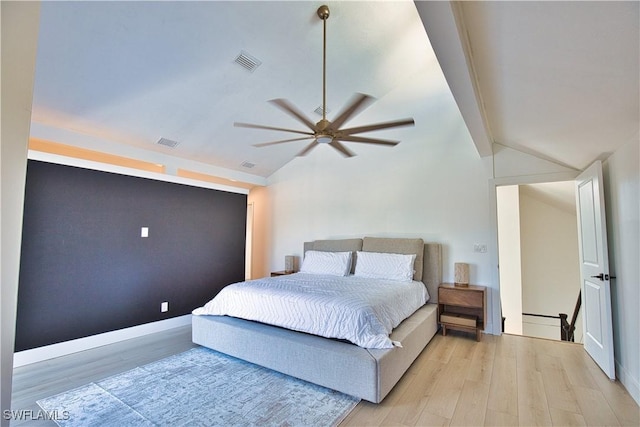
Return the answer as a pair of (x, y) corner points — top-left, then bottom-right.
(438, 283), (487, 341)
(270, 270), (294, 277)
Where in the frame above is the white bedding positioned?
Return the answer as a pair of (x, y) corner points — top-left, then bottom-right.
(192, 273), (429, 349)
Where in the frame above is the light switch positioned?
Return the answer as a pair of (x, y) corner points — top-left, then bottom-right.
(141, 227), (149, 238)
(473, 243), (487, 253)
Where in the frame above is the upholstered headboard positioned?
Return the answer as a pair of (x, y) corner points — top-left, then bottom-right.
(303, 238), (363, 253)
(420, 242), (443, 303)
(303, 237), (442, 303)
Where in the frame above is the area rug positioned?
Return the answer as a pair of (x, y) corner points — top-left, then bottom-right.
(37, 347), (359, 426)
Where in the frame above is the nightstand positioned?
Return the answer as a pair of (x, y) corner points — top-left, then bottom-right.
(270, 270), (294, 277)
(438, 283), (487, 341)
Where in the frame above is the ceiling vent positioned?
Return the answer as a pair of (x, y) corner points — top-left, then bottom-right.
(234, 51), (262, 73)
(240, 161), (256, 169)
(314, 105), (330, 116)
(156, 137), (180, 148)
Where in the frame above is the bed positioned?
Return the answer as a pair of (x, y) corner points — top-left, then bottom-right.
(192, 237), (442, 403)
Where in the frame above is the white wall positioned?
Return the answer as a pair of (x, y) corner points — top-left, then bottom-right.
(519, 186), (582, 342)
(256, 71), (496, 332)
(496, 185), (523, 335)
(0, 2), (40, 423)
(603, 136), (640, 404)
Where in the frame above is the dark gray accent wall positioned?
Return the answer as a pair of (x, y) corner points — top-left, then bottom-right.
(16, 160), (246, 351)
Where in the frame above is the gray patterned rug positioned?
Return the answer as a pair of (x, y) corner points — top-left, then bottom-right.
(37, 347), (359, 426)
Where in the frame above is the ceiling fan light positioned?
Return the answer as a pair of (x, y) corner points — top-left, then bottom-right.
(316, 135), (333, 144)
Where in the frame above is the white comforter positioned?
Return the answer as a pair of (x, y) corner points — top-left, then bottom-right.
(192, 273), (429, 349)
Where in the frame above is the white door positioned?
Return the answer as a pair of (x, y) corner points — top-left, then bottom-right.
(575, 161), (615, 379)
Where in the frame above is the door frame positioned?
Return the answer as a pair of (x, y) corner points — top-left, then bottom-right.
(488, 171), (579, 335)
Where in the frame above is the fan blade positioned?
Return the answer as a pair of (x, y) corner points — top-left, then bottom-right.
(329, 140), (355, 157)
(339, 118), (415, 136)
(234, 122), (314, 136)
(269, 99), (317, 131)
(336, 135), (399, 146)
(253, 136), (314, 147)
(328, 93), (375, 131)
(296, 141), (319, 156)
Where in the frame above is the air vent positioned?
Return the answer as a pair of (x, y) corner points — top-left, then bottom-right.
(241, 161), (256, 169)
(156, 137), (180, 149)
(234, 51), (262, 72)
(314, 105), (330, 116)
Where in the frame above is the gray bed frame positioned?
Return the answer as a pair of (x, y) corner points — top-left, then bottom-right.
(192, 237), (442, 403)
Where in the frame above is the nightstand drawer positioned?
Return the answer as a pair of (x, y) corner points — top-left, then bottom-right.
(439, 287), (483, 307)
(440, 312), (477, 327)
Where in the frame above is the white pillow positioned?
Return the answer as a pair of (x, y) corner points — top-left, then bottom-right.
(354, 251), (416, 282)
(299, 250), (352, 276)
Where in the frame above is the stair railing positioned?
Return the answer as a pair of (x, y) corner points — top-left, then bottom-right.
(521, 289), (582, 342)
(521, 312), (565, 340)
(565, 290), (582, 342)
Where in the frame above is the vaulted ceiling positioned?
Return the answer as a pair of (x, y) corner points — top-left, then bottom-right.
(417, 1), (639, 172)
(30, 1), (639, 179)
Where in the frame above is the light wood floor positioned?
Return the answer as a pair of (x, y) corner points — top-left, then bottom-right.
(11, 326), (638, 426)
(342, 331), (639, 426)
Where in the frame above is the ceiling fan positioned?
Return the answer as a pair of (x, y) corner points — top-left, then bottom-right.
(234, 5), (415, 158)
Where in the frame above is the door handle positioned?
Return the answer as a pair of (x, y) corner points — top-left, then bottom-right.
(590, 273), (615, 281)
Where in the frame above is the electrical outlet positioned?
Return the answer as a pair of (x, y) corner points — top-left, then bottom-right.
(141, 227), (149, 238)
(161, 301), (168, 312)
(473, 244), (488, 253)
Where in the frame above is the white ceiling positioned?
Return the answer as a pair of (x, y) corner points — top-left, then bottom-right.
(31, 1), (639, 178)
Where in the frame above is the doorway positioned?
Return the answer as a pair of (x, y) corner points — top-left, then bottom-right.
(246, 202), (254, 280)
(496, 181), (583, 342)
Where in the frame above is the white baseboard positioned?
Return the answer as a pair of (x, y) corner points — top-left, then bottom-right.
(13, 315), (192, 367)
(616, 359), (640, 406)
